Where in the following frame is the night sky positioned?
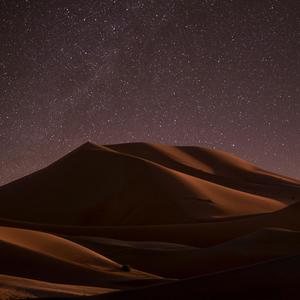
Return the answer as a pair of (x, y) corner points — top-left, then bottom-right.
(0, 0), (299, 185)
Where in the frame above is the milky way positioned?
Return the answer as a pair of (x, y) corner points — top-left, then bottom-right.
(0, 0), (299, 185)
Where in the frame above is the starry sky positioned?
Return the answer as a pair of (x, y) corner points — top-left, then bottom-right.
(0, 0), (299, 185)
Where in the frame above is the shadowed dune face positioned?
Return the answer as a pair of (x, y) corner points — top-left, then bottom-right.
(1, 142), (300, 300)
(0, 142), (297, 226)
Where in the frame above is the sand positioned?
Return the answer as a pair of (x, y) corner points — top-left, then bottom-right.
(0, 142), (298, 226)
(0, 142), (299, 299)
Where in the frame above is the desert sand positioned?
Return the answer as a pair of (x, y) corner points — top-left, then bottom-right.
(1, 142), (300, 299)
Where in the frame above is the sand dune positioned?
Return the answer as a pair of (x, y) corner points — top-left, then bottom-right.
(0, 226), (162, 288)
(0, 142), (296, 226)
(1, 142), (300, 299)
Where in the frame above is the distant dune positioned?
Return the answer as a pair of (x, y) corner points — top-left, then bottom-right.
(0, 142), (300, 299)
